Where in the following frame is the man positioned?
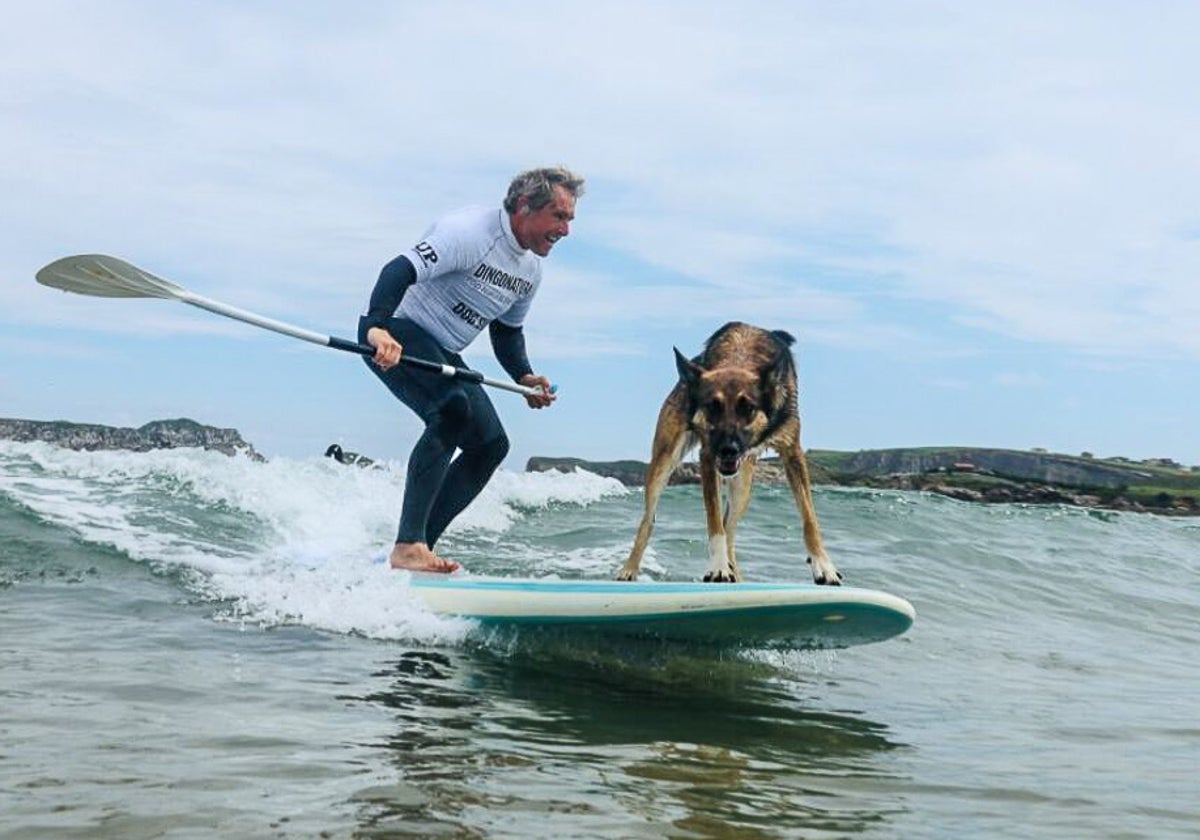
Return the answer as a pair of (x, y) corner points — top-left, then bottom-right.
(360, 166), (584, 573)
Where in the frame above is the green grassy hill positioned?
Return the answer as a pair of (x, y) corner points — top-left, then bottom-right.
(807, 447), (1200, 514)
(528, 447), (1200, 516)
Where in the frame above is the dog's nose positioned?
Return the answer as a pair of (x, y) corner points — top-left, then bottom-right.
(718, 442), (740, 460)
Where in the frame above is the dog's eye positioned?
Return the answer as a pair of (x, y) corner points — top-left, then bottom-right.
(736, 396), (757, 419)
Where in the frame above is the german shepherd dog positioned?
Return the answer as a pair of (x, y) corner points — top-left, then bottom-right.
(616, 322), (842, 585)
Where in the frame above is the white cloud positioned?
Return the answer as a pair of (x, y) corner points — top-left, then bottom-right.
(7, 2), (1198, 367)
(3, 2), (1199, 463)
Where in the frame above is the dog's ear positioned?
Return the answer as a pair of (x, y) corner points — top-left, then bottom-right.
(674, 347), (704, 388)
(758, 341), (794, 397)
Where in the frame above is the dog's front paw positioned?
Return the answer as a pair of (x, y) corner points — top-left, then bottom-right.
(807, 555), (843, 586)
(702, 568), (738, 583)
(615, 566), (639, 581)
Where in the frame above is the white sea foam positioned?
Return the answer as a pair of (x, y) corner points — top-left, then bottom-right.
(0, 442), (628, 643)
(450, 466), (628, 533)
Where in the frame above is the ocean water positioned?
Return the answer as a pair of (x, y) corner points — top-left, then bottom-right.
(1, 441), (1197, 840)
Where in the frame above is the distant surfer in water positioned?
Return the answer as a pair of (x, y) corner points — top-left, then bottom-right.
(360, 167), (583, 573)
(324, 444), (375, 468)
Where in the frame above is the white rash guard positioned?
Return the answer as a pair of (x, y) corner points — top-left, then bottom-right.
(396, 205), (542, 353)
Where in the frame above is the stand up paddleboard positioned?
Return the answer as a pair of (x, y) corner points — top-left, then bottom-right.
(409, 576), (915, 649)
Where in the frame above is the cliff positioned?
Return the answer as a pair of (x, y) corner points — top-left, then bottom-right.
(527, 447), (1200, 516)
(818, 447), (1149, 490)
(0, 417), (263, 460)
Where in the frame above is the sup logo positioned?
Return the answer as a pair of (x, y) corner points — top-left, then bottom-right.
(414, 241), (438, 267)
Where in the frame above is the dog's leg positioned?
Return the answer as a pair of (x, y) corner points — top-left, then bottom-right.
(700, 451), (738, 583)
(720, 453), (757, 583)
(781, 441), (843, 585)
(617, 415), (687, 581)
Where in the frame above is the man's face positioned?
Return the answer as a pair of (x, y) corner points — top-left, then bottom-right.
(513, 185), (576, 257)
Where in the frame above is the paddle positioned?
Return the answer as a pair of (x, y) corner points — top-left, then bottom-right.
(35, 254), (551, 398)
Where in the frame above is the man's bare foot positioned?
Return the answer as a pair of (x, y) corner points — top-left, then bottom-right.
(388, 541), (461, 573)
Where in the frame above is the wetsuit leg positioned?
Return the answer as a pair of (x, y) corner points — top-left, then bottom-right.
(425, 385), (509, 548)
(359, 317), (508, 546)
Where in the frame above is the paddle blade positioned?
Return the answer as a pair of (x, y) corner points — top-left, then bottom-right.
(36, 254), (185, 300)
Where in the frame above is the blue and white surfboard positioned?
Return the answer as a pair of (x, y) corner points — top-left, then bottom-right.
(409, 575), (915, 649)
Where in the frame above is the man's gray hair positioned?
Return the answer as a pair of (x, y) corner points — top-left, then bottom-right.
(503, 166), (585, 213)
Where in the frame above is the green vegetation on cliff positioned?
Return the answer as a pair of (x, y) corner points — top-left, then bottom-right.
(805, 447), (1199, 514)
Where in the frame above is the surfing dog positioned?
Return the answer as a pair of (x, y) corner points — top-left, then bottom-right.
(616, 322), (842, 585)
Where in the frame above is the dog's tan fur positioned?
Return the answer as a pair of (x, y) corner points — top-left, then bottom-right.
(617, 322), (842, 585)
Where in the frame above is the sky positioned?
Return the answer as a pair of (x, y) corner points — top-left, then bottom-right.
(3, 1), (1199, 469)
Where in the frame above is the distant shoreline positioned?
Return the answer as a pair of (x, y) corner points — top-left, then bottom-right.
(527, 450), (1200, 517)
(4, 417), (1196, 517)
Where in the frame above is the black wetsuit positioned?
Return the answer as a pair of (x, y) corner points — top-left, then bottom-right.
(359, 253), (534, 547)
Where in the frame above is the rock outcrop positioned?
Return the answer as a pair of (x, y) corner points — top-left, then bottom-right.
(0, 417), (263, 460)
(526, 447), (1199, 516)
(825, 447), (1150, 490)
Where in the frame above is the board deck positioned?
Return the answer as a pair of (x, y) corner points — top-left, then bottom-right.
(409, 575), (915, 649)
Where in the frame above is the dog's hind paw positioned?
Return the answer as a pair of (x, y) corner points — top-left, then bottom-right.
(808, 556), (844, 586)
(702, 569), (739, 583)
(615, 567), (639, 581)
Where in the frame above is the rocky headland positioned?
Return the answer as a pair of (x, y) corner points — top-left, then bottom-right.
(0, 417), (263, 460)
(527, 447), (1200, 516)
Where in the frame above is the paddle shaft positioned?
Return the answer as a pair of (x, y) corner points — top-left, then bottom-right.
(180, 290), (543, 396)
(36, 253), (549, 398)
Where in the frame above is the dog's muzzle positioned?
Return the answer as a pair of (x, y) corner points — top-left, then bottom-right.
(716, 443), (742, 476)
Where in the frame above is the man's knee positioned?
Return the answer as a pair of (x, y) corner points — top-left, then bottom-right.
(430, 390), (472, 447)
(487, 431), (510, 465)
(461, 429), (509, 471)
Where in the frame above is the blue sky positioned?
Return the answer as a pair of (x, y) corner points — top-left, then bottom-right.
(3, 1), (1198, 469)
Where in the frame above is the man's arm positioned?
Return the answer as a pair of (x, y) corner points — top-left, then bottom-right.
(491, 323), (553, 408)
(362, 255), (417, 332)
(489, 320), (534, 382)
(361, 255), (417, 370)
